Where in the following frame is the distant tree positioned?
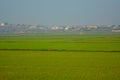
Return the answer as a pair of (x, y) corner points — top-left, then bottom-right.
(21, 24), (26, 27)
(4, 22), (8, 25)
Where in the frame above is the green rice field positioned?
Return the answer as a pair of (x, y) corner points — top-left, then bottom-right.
(0, 33), (120, 51)
(0, 33), (120, 80)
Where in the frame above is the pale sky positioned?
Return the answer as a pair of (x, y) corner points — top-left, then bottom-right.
(0, 0), (120, 25)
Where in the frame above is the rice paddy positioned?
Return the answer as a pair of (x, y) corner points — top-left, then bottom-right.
(0, 33), (120, 80)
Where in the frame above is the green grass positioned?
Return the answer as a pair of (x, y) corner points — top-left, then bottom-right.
(0, 34), (120, 51)
(0, 51), (120, 80)
(0, 33), (120, 80)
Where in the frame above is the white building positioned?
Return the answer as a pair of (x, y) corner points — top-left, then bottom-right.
(0, 22), (5, 26)
(64, 26), (73, 31)
(112, 30), (120, 32)
(84, 25), (98, 29)
(51, 26), (62, 30)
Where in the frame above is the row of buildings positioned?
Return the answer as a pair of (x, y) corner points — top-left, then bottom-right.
(0, 22), (120, 34)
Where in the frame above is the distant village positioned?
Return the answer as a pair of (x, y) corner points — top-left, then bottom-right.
(0, 22), (120, 34)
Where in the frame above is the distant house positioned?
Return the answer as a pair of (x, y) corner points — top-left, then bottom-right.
(64, 26), (73, 31)
(112, 30), (120, 32)
(29, 25), (37, 29)
(0, 22), (7, 27)
(84, 25), (98, 29)
(74, 26), (81, 30)
(39, 27), (48, 30)
(112, 26), (118, 29)
(51, 26), (61, 30)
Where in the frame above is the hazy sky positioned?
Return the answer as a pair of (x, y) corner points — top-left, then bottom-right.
(0, 0), (120, 25)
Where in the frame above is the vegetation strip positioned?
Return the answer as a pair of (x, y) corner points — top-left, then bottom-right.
(0, 49), (120, 52)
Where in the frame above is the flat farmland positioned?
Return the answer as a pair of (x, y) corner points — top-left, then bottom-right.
(0, 34), (120, 51)
(0, 51), (120, 80)
(0, 33), (120, 80)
